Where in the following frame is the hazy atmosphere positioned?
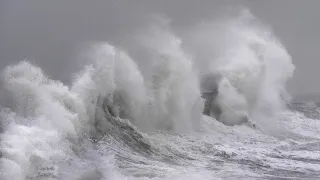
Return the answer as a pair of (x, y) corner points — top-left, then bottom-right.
(2, 1), (320, 180)
(1, 0), (320, 95)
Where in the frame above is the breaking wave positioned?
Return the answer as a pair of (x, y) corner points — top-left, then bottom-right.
(2, 10), (319, 180)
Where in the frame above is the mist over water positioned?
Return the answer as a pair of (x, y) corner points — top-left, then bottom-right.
(1, 9), (320, 180)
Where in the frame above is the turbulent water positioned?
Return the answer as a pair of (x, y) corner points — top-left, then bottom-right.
(1, 11), (320, 180)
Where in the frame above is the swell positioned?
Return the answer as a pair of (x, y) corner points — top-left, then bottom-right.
(0, 9), (295, 179)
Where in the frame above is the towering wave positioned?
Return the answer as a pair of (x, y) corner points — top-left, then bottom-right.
(138, 22), (203, 132)
(0, 10), (299, 180)
(183, 10), (294, 129)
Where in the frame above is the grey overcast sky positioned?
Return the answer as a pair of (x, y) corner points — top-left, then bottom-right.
(1, 0), (320, 95)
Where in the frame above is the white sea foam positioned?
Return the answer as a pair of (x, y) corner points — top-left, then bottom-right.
(1, 9), (318, 180)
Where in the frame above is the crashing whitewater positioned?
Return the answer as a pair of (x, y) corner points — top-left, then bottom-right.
(1, 11), (320, 180)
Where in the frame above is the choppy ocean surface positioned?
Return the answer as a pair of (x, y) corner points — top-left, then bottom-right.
(1, 10), (319, 180)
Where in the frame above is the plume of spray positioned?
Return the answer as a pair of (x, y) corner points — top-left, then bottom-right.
(0, 35), (204, 179)
(0, 17), (207, 179)
(0, 44), (145, 179)
(182, 9), (295, 131)
(0, 61), (91, 179)
(79, 20), (205, 133)
(138, 19), (204, 133)
(72, 43), (150, 132)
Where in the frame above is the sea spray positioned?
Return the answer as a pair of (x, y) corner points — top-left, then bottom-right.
(0, 10), (298, 179)
(182, 10), (295, 129)
(138, 22), (204, 132)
